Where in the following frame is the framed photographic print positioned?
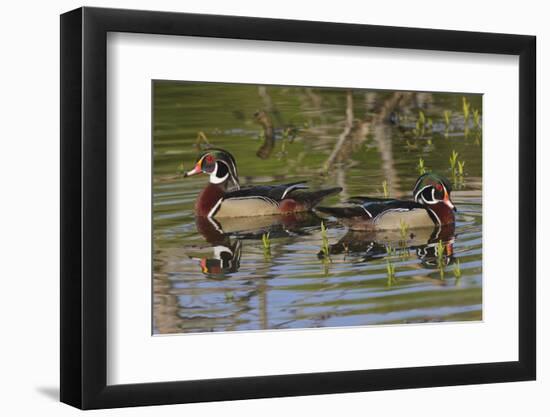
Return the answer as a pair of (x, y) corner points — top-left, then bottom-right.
(60, 6), (536, 409)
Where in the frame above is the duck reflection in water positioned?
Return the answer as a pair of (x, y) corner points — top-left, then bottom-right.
(319, 223), (456, 268)
(190, 212), (323, 278)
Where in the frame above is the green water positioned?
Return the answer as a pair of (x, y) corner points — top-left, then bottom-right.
(152, 81), (482, 334)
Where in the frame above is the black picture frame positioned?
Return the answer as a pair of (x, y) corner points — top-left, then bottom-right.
(60, 6), (536, 410)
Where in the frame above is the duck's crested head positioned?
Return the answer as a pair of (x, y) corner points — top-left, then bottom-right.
(184, 148), (240, 190)
(195, 148), (238, 175)
(413, 173), (455, 212)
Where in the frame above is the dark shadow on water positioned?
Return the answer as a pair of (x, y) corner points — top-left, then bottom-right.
(36, 386), (59, 401)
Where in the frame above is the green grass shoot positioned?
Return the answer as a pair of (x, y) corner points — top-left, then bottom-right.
(320, 222), (331, 261)
(419, 110), (426, 125)
(262, 232), (271, 258)
(473, 109), (481, 129)
(444, 110), (451, 128)
(436, 240), (444, 263)
(386, 261), (396, 286)
(382, 180), (389, 198)
(458, 160), (465, 176)
(453, 259), (462, 279)
(449, 150), (459, 174)
(417, 157), (426, 175)
(385, 244), (397, 286)
(462, 96), (470, 124)
(385, 244), (397, 257)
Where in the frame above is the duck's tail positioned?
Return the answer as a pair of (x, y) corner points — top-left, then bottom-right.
(299, 187), (342, 209)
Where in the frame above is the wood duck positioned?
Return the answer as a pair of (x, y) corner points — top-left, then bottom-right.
(316, 173), (456, 231)
(184, 148), (342, 218)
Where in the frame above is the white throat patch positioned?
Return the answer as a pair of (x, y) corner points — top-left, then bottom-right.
(209, 162), (229, 184)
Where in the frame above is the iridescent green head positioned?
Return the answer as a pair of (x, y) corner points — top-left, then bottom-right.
(184, 148), (240, 190)
(413, 173), (455, 211)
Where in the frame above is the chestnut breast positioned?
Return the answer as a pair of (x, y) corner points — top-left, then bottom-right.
(428, 202), (455, 226)
(195, 184), (225, 217)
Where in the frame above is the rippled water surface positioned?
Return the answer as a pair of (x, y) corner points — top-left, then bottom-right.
(153, 82), (482, 334)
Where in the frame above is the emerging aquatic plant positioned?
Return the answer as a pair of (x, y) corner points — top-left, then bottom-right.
(453, 259), (462, 279)
(385, 244), (396, 257)
(320, 222), (331, 262)
(386, 262), (396, 286)
(474, 130), (481, 146)
(385, 244), (397, 286)
(382, 180), (389, 198)
(444, 110), (451, 128)
(473, 109), (481, 129)
(457, 160), (465, 176)
(417, 157), (426, 175)
(418, 110), (426, 126)
(449, 150), (459, 175)
(413, 110), (426, 138)
(436, 240), (444, 264)
(462, 96), (471, 124)
(262, 232), (271, 258)
(413, 122), (420, 138)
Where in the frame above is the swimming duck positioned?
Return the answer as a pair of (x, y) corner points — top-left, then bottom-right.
(184, 148), (342, 218)
(316, 173), (456, 230)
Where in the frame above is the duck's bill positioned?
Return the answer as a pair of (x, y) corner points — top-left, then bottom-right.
(183, 164), (202, 177)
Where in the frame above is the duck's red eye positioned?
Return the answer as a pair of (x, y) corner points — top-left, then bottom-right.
(435, 184), (443, 191)
(205, 155), (214, 164)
